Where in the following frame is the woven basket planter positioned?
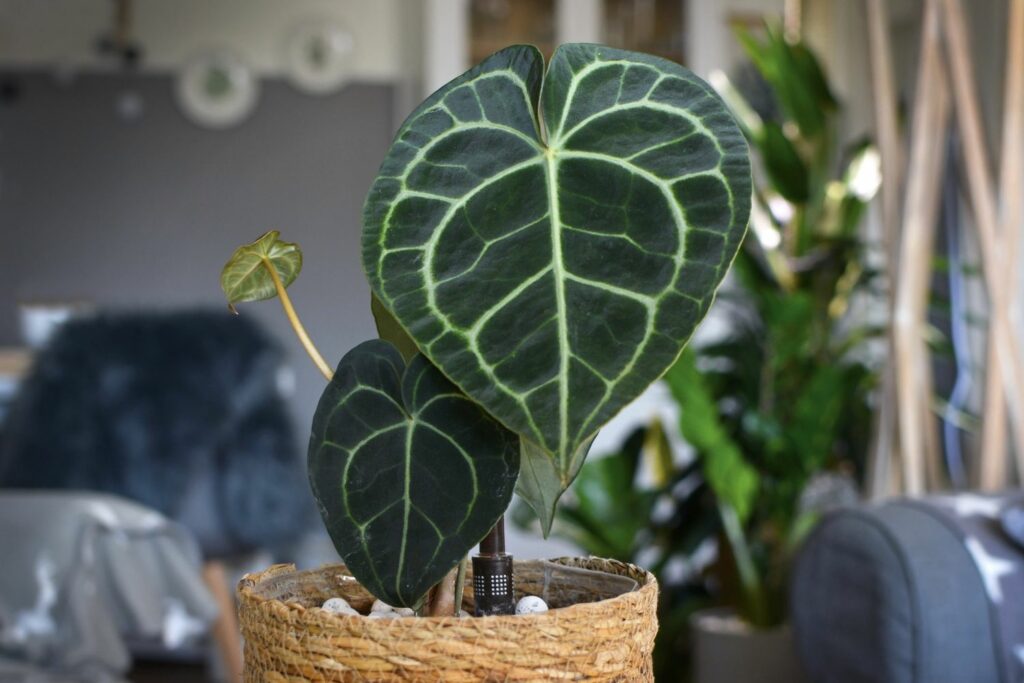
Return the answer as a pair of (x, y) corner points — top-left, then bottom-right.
(237, 557), (658, 682)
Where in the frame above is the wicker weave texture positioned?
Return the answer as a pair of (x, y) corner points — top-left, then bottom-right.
(238, 557), (658, 682)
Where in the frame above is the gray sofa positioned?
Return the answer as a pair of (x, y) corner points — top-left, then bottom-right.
(0, 491), (218, 682)
(791, 493), (1024, 683)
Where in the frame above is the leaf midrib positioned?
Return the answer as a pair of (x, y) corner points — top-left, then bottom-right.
(543, 148), (570, 470)
(396, 421), (413, 598)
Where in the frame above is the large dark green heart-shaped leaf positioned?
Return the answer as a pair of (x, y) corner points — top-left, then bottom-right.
(363, 44), (751, 505)
(308, 340), (519, 608)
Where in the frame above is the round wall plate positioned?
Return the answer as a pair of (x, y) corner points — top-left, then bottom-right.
(176, 50), (259, 129)
(284, 21), (355, 95)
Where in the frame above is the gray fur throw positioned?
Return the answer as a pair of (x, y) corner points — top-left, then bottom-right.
(0, 310), (312, 557)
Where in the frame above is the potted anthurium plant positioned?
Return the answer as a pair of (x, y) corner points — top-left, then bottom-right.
(223, 42), (750, 682)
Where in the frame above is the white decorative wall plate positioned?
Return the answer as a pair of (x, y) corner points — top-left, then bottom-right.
(175, 50), (259, 129)
(284, 21), (354, 95)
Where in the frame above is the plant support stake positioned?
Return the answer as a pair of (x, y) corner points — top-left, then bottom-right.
(473, 517), (515, 616)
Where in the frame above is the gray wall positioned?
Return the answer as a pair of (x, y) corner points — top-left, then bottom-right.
(0, 71), (394, 441)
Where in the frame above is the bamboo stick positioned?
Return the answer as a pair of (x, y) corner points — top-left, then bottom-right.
(866, 0), (903, 258)
(980, 340), (1007, 487)
(940, 0), (1024, 474)
(784, 0), (803, 42)
(980, 0), (1024, 488)
(921, 346), (946, 490)
(910, 40), (948, 489)
(1003, 0), (1024, 481)
(864, 0), (904, 499)
(900, 104), (948, 494)
(893, 0), (948, 495)
(867, 366), (900, 498)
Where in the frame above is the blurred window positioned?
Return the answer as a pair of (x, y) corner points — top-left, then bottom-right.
(603, 0), (685, 63)
(470, 0), (556, 62)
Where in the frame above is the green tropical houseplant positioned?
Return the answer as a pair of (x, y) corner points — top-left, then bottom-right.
(221, 43), (751, 680)
(676, 21), (879, 632)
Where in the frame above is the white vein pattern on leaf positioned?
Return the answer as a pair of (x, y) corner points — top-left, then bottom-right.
(379, 70), (550, 444)
(325, 370), (484, 601)
(374, 52), (741, 463)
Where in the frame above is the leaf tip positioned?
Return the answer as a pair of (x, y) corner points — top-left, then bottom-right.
(537, 512), (556, 539)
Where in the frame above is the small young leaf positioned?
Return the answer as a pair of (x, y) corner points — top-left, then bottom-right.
(220, 231), (302, 311)
(308, 340), (520, 607)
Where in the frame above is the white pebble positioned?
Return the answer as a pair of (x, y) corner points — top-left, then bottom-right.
(515, 596), (548, 615)
(394, 607), (415, 617)
(370, 599), (396, 613)
(368, 611), (401, 619)
(322, 597), (359, 616)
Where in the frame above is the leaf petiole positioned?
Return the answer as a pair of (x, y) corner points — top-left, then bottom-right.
(261, 257), (334, 381)
(452, 555), (468, 617)
(424, 566), (458, 616)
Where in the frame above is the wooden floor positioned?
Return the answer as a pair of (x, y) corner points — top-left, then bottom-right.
(130, 662), (216, 683)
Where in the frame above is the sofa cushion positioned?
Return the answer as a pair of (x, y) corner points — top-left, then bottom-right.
(791, 498), (1014, 683)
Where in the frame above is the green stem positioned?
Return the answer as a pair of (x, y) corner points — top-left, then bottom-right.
(423, 566), (458, 617)
(262, 258), (334, 382)
(757, 336), (775, 416)
(453, 555), (468, 616)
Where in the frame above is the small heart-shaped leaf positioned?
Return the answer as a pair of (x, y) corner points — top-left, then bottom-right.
(308, 339), (520, 607)
(220, 230), (302, 311)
